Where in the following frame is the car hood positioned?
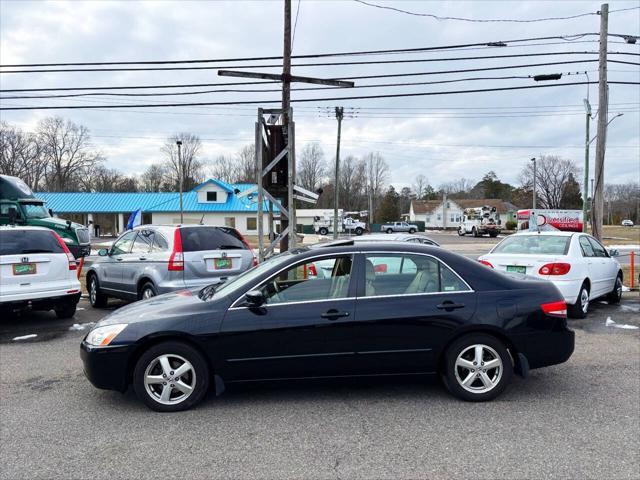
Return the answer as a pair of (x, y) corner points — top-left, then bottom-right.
(96, 288), (228, 327)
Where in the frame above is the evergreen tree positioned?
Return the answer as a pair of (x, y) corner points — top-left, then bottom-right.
(560, 173), (583, 209)
(378, 186), (401, 222)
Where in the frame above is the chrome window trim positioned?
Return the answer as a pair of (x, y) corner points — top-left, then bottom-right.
(228, 252), (355, 309)
(229, 249), (473, 309)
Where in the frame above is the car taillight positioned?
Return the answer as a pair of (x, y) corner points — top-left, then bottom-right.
(168, 229), (184, 271)
(478, 259), (494, 268)
(538, 263), (571, 275)
(231, 227), (257, 266)
(53, 232), (77, 270)
(541, 300), (567, 318)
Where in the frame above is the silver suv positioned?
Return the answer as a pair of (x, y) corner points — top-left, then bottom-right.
(86, 225), (255, 307)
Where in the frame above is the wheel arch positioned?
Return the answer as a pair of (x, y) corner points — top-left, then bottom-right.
(136, 276), (156, 296)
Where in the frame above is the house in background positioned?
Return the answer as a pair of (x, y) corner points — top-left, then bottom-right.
(410, 198), (517, 230)
(37, 179), (275, 236)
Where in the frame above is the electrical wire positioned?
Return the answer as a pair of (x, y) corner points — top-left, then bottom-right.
(291, 0), (301, 53)
(2, 81), (638, 111)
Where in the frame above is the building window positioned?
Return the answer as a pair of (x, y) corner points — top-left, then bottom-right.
(225, 217), (236, 228)
(426, 216), (431, 223)
(437, 214), (442, 221)
(206, 191), (217, 202)
(246, 217), (257, 230)
(450, 215), (455, 222)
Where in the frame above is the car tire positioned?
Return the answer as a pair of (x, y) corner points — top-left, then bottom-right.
(409, 228), (416, 234)
(568, 283), (590, 319)
(355, 227), (364, 236)
(386, 228), (393, 234)
(472, 227), (479, 238)
(607, 274), (623, 304)
(133, 341), (209, 412)
(319, 227), (328, 236)
(489, 232), (498, 238)
(457, 228), (465, 236)
(139, 282), (157, 301)
(442, 333), (513, 402)
(88, 274), (108, 308)
(54, 302), (77, 319)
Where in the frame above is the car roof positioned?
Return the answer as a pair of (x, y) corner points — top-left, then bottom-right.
(304, 241), (443, 255)
(354, 233), (422, 241)
(510, 230), (576, 237)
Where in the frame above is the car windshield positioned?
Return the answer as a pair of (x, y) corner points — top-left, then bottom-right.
(492, 235), (570, 255)
(22, 203), (50, 219)
(199, 252), (293, 301)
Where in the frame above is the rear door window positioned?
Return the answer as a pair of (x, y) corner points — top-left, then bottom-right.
(579, 236), (595, 257)
(152, 233), (169, 252)
(0, 230), (63, 255)
(131, 231), (154, 254)
(180, 227), (245, 252)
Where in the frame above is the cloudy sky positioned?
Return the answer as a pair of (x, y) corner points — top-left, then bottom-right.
(1, 0), (638, 190)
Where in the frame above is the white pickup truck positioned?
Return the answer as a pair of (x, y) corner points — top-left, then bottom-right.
(380, 221), (419, 234)
(314, 216), (366, 236)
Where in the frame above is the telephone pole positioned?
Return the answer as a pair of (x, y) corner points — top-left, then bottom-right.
(583, 99), (591, 232)
(333, 106), (344, 240)
(176, 140), (183, 224)
(592, 3), (609, 241)
(281, 0), (293, 251)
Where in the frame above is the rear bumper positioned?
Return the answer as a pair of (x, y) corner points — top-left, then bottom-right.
(0, 290), (81, 311)
(549, 279), (582, 305)
(80, 342), (132, 392)
(512, 326), (575, 370)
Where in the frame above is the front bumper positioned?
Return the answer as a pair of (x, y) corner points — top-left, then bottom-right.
(80, 342), (132, 392)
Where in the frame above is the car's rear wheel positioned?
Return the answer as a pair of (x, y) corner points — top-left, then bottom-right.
(355, 227), (364, 236)
(54, 302), (77, 319)
(457, 228), (465, 236)
(139, 282), (157, 300)
(607, 274), (623, 304)
(568, 283), (589, 319)
(443, 334), (512, 402)
(386, 228), (393, 234)
(472, 227), (479, 237)
(88, 274), (108, 308)
(133, 341), (209, 412)
(319, 227), (328, 236)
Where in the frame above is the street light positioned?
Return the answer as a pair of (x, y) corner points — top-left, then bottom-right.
(176, 140), (183, 224)
(589, 113), (624, 145)
(530, 157), (537, 209)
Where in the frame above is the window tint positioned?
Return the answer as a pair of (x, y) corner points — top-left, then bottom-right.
(180, 227), (245, 252)
(363, 254), (470, 297)
(0, 203), (21, 219)
(0, 230), (63, 255)
(258, 256), (353, 305)
(131, 231), (153, 254)
(493, 235), (570, 255)
(111, 231), (136, 255)
(579, 236), (595, 257)
(152, 233), (169, 252)
(588, 237), (608, 257)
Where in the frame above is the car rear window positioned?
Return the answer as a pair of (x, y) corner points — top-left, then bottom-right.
(0, 230), (64, 255)
(180, 227), (247, 252)
(492, 235), (570, 255)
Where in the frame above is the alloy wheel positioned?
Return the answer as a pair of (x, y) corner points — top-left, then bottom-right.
(454, 344), (503, 394)
(90, 279), (97, 304)
(581, 288), (589, 314)
(616, 278), (623, 300)
(142, 287), (155, 300)
(144, 354), (196, 405)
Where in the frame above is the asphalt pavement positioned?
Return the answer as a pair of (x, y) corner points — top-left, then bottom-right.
(1, 289), (639, 479)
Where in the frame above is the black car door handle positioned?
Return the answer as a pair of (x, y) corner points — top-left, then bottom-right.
(437, 301), (465, 310)
(321, 310), (350, 320)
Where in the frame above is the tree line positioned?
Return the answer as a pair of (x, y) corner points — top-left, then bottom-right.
(1, 117), (637, 224)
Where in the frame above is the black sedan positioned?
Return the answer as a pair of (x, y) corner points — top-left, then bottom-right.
(81, 241), (574, 412)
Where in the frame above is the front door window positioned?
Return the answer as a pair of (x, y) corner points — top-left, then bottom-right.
(110, 231), (136, 256)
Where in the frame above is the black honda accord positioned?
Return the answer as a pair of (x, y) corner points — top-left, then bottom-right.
(81, 241), (574, 412)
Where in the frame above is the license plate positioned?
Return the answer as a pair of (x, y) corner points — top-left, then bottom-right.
(214, 258), (232, 269)
(506, 265), (526, 274)
(13, 263), (37, 275)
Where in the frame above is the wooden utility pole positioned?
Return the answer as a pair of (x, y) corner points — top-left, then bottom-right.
(593, 3), (608, 241)
(333, 107), (344, 239)
(281, 0), (292, 251)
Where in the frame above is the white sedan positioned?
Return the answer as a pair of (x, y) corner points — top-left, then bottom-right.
(478, 231), (622, 318)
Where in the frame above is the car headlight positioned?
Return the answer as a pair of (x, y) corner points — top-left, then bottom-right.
(62, 237), (74, 244)
(85, 324), (127, 346)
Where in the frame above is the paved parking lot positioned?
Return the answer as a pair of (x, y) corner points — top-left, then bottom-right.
(1, 287), (639, 479)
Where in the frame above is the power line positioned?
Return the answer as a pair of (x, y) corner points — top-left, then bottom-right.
(291, 0), (301, 52)
(2, 81), (639, 111)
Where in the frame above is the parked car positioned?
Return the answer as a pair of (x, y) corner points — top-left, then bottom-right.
(81, 240), (574, 412)
(477, 231), (622, 318)
(381, 221), (419, 234)
(0, 226), (81, 318)
(86, 225), (255, 307)
(621, 219), (634, 227)
(353, 233), (439, 246)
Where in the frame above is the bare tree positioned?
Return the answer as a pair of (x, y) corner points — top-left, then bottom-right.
(140, 164), (168, 192)
(161, 133), (204, 191)
(364, 152), (388, 220)
(78, 165), (138, 192)
(519, 155), (581, 209)
(412, 174), (428, 199)
(209, 154), (240, 184)
(0, 121), (46, 190)
(235, 144), (255, 183)
(297, 143), (325, 192)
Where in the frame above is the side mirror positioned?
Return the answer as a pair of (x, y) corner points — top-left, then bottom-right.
(48, 208), (54, 217)
(608, 249), (619, 257)
(245, 290), (265, 307)
(98, 248), (109, 257)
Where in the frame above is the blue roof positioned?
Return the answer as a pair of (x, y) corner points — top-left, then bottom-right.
(36, 182), (276, 214)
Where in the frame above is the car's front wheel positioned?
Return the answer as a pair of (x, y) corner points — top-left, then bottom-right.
(386, 228), (393, 234)
(443, 334), (512, 402)
(133, 341), (209, 412)
(607, 274), (623, 304)
(88, 274), (108, 308)
(568, 283), (589, 319)
(409, 228), (416, 234)
(319, 227), (328, 236)
(457, 228), (465, 236)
